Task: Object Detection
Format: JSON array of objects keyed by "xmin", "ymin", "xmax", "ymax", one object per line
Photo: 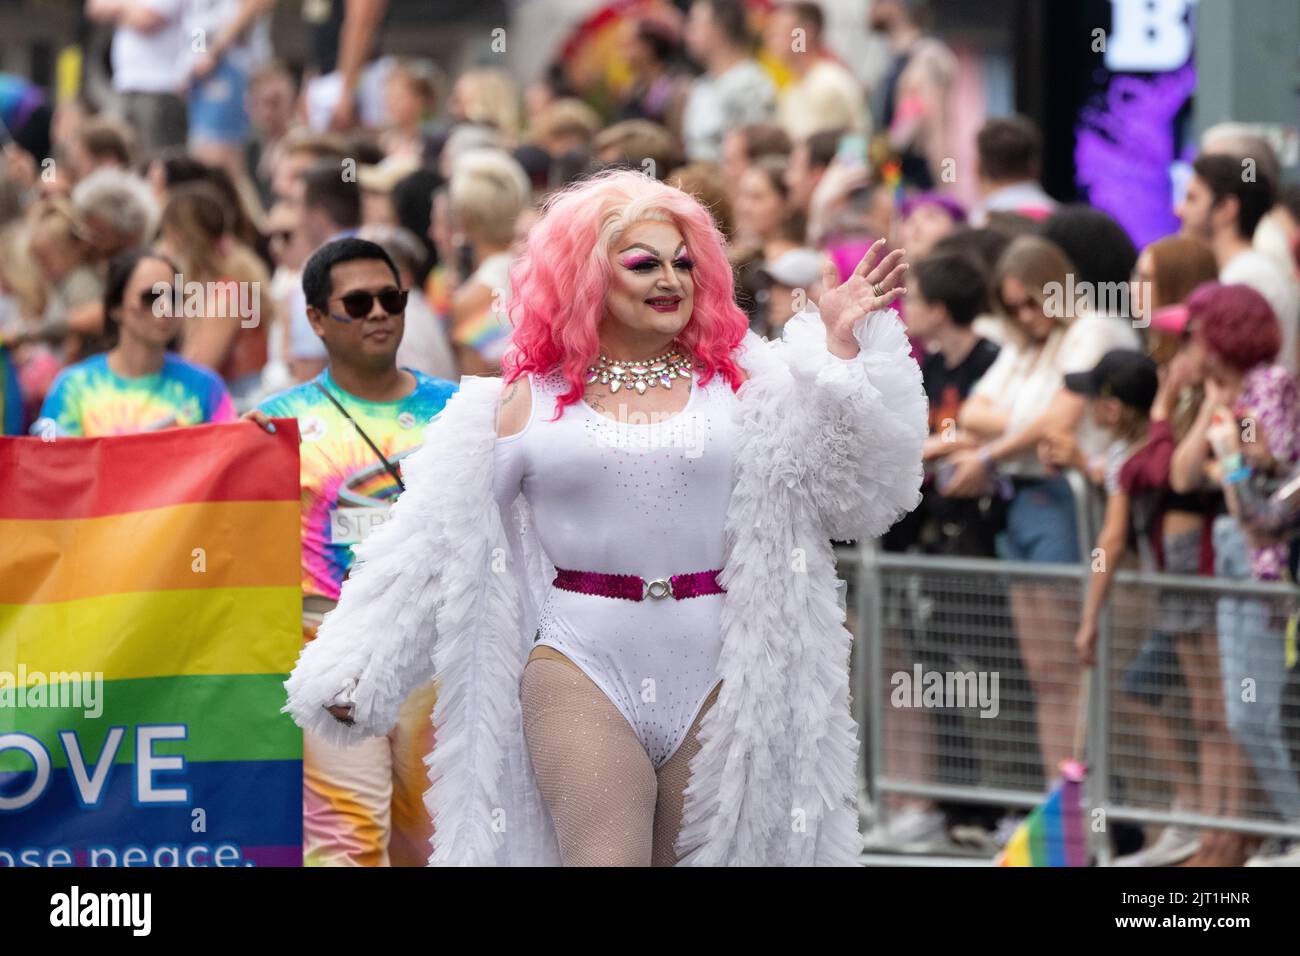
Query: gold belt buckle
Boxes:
[{"xmin": 643, "ymin": 577, "xmax": 672, "ymax": 600}]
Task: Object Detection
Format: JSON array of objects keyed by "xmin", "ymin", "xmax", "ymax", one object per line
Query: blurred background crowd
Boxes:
[{"xmin": 1, "ymin": 0, "xmax": 1299, "ymax": 867}]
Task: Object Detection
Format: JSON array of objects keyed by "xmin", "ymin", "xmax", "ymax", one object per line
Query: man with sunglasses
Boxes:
[{"xmin": 248, "ymin": 237, "xmax": 457, "ymax": 866}]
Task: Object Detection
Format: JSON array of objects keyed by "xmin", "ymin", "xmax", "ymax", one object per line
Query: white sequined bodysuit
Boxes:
[{"xmin": 492, "ymin": 367, "xmax": 736, "ymax": 767}]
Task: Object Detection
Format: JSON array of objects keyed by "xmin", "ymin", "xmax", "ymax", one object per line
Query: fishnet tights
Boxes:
[{"xmin": 520, "ymin": 655, "xmax": 719, "ymax": 867}]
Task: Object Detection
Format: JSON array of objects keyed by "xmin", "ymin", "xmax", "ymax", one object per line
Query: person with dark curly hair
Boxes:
[{"xmin": 1040, "ymin": 205, "xmax": 1139, "ymax": 318}]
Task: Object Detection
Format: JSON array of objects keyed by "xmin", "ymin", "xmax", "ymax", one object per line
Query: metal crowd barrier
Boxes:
[{"xmin": 841, "ymin": 481, "xmax": 1300, "ymax": 864}]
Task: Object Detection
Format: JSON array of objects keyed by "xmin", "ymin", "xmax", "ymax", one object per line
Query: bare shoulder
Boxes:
[{"xmin": 496, "ymin": 374, "xmax": 532, "ymax": 438}]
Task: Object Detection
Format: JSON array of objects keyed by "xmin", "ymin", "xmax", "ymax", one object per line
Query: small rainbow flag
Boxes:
[
  {"xmin": 0, "ymin": 421, "xmax": 303, "ymax": 867},
  {"xmin": 454, "ymin": 306, "xmax": 513, "ymax": 357},
  {"xmin": 996, "ymin": 760, "xmax": 1089, "ymax": 867}
]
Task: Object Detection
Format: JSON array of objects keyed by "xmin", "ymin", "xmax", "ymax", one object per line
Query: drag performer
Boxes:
[{"xmin": 285, "ymin": 169, "xmax": 926, "ymax": 866}]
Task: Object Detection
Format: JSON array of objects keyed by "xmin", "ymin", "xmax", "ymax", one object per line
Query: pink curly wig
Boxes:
[{"xmin": 502, "ymin": 168, "xmax": 749, "ymax": 417}]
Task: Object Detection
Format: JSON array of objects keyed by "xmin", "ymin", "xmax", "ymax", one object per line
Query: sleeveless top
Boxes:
[{"xmin": 492, "ymin": 366, "xmax": 738, "ymax": 765}]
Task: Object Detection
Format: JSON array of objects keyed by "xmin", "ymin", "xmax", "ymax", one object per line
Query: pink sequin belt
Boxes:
[{"xmin": 551, "ymin": 566, "xmax": 726, "ymax": 602}]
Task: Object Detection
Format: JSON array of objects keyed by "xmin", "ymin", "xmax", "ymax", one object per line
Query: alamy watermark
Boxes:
[
  {"xmin": 152, "ymin": 275, "xmax": 260, "ymax": 328},
  {"xmin": 890, "ymin": 664, "xmax": 1000, "ymax": 719},
  {"xmin": 0, "ymin": 666, "xmax": 103, "ymax": 718},
  {"xmin": 588, "ymin": 404, "xmax": 706, "ymax": 459},
  {"xmin": 1043, "ymin": 274, "xmax": 1152, "ymax": 327}
]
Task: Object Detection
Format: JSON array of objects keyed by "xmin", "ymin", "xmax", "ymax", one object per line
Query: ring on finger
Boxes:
[{"xmin": 874, "ymin": 282, "xmax": 886, "ymax": 297}]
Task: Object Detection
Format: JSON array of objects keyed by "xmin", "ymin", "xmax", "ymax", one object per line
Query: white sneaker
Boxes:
[
  {"xmin": 1245, "ymin": 840, "xmax": 1300, "ymax": 866},
  {"xmin": 949, "ymin": 823, "xmax": 1000, "ymax": 853},
  {"xmin": 1112, "ymin": 825, "xmax": 1200, "ymax": 867},
  {"xmin": 867, "ymin": 808, "xmax": 949, "ymax": 850}
]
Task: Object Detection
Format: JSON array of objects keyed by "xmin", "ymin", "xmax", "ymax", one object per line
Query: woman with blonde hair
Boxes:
[
  {"xmin": 24, "ymin": 197, "xmax": 104, "ymax": 357},
  {"xmin": 946, "ymin": 235, "xmax": 1141, "ymax": 783},
  {"xmin": 444, "ymin": 149, "xmax": 531, "ymax": 374},
  {"xmin": 157, "ymin": 182, "xmax": 274, "ymax": 407},
  {"xmin": 448, "ymin": 68, "xmax": 522, "ymax": 142},
  {"xmin": 0, "ymin": 221, "xmax": 56, "ymax": 424}
]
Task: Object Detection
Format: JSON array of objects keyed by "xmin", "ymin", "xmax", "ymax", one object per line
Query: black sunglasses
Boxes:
[
  {"xmin": 139, "ymin": 288, "xmax": 171, "ymax": 311},
  {"xmin": 329, "ymin": 288, "xmax": 409, "ymax": 321}
]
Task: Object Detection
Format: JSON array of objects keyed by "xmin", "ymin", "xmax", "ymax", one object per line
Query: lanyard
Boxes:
[{"xmin": 312, "ymin": 380, "xmax": 407, "ymax": 493}]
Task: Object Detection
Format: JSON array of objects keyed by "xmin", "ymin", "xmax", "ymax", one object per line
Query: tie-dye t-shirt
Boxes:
[
  {"xmin": 257, "ymin": 368, "xmax": 457, "ymax": 600},
  {"xmin": 32, "ymin": 352, "xmax": 235, "ymax": 437}
]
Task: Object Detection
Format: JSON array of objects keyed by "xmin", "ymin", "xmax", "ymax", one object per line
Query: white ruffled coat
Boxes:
[{"xmin": 283, "ymin": 304, "xmax": 927, "ymax": 866}]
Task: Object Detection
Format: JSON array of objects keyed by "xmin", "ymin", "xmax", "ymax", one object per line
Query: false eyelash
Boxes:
[{"xmin": 623, "ymin": 255, "xmax": 695, "ymax": 273}]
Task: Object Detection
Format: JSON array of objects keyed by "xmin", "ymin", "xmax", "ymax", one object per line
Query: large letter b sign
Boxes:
[{"xmin": 1106, "ymin": 0, "xmax": 1194, "ymax": 72}]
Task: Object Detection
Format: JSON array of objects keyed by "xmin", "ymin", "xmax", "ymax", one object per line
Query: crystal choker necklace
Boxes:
[{"xmin": 585, "ymin": 348, "xmax": 694, "ymax": 394}]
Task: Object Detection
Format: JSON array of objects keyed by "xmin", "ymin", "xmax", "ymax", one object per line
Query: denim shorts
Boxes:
[
  {"xmin": 998, "ymin": 476, "xmax": 1080, "ymax": 564},
  {"xmin": 1156, "ymin": 528, "xmax": 1215, "ymax": 635},
  {"xmin": 189, "ymin": 58, "xmax": 250, "ymax": 144},
  {"xmin": 1121, "ymin": 631, "xmax": 1182, "ymax": 707}
]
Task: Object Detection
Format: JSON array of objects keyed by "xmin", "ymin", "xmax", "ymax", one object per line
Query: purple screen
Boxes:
[{"xmin": 1075, "ymin": 59, "xmax": 1197, "ymax": 251}]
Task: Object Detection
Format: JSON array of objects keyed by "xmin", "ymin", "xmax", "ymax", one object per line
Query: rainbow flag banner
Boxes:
[
  {"xmin": 996, "ymin": 760, "xmax": 1090, "ymax": 867},
  {"xmin": 0, "ymin": 421, "xmax": 303, "ymax": 867}
]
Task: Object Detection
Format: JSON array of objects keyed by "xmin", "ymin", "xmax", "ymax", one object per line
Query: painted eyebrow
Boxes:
[{"xmin": 617, "ymin": 242, "xmax": 689, "ymax": 258}]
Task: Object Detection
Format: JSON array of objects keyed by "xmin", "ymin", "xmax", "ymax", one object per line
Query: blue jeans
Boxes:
[
  {"xmin": 999, "ymin": 476, "xmax": 1080, "ymax": 564},
  {"xmin": 189, "ymin": 58, "xmax": 250, "ymax": 144},
  {"xmin": 1213, "ymin": 515, "xmax": 1300, "ymax": 821}
]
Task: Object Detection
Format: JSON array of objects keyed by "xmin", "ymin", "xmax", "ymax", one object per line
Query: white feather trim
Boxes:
[
  {"xmin": 283, "ymin": 313, "xmax": 923, "ymax": 865},
  {"xmin": 279, "ymin": 381, "xmax": 507, "ymax": 745},
  {"xmin": 420, "ymin": 375, "xmax": 562, "ymax": 865},
  {"xmin": 771, "ymin": 304, "xmax": 928, "ymax": 542},
  {"xmin": 672, "ymin": 311, "xmax": 924, "ymax": 865}
]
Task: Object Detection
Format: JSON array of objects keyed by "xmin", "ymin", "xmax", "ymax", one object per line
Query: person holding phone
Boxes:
[
  {"xmin": 1171, "ymin": 281, "xmax": 1300, "ymax": 866},
  {"xmin": 444, "ymin": 149, "xmax": 530, "ymax": 375},
  {"xmin": 1213, "ymin": 415, "xmax": 1300, "ymax": 541}
]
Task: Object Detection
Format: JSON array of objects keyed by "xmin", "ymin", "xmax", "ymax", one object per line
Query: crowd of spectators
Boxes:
[{"xmin": 2, "ymin": 0, "xmax": 1300, "ymax": 867}]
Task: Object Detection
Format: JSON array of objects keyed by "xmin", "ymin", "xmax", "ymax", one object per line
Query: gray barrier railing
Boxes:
[{"xmin": 842, "ymin": 543, "xmax": 1300, "ymax": 864}]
